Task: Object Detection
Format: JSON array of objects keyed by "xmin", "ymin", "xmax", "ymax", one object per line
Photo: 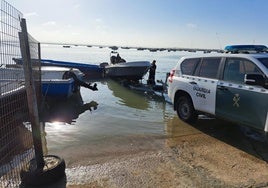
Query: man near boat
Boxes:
[
  {"xmin": 62, "ymin": 69, "xmax": 98, "ymax": 91},
  {"xmin": 147, "ymin": 60, "xmax": 157, "ymax": 85}
]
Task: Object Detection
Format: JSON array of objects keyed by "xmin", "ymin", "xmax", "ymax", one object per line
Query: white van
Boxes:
[{"xmin": 168, "ymin": 45, "xmax": 268, "ymax": 132}]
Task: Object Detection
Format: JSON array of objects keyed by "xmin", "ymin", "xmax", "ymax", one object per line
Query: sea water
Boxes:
[{"xmin": 40, "ymin": 44, "xmax": 196, "ymax": 152}]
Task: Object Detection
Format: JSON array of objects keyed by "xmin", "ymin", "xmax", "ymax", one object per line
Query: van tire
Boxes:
[{"xmin": 176, "ymin": 95, "xmax": 197, "ymax": 123}]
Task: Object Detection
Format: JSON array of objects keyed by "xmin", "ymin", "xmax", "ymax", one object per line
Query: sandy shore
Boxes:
[{"xmin": 31, "ymin": 117, "xmax": 268, "ymax": 188}]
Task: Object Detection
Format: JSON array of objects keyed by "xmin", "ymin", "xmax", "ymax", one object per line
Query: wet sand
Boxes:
[{"xmin": 34, "ymin": 116, "xmax": 268, "ymax": 188}]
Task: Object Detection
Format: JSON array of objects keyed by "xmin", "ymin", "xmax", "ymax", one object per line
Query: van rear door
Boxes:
[{"xmin": 192, "ymin": 57, "xmax": 221, "ymax": 114}]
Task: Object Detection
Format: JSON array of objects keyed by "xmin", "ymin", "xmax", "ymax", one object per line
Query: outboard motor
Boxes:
[
  {"xmin": 99, "ymin": 62, "xmax": 109, "ymax": 68},
  {"xmin": 119, "ymin": 58, "xmax": 126, "ymax": 63}
]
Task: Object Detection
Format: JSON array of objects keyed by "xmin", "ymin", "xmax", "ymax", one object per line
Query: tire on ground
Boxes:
[{"xmin": 20, "ymin": 155, "xmax": 66, "ymax": 186}]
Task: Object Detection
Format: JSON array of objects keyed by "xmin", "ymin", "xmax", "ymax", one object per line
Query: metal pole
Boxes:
[{"xmin": 19, "ymin": 18, "xmax": 44, "ymax": 169}]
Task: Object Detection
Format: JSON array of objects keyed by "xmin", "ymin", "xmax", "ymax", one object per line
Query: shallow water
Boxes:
[
  {"xmin": 40, "ymin": 45, "xmax": 190, "ymax": 152},
  {"xmin": 43, "ymin": 80, "xmax": 174, "ymax": 151}
]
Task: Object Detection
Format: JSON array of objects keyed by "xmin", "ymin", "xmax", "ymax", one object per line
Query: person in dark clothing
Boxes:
[
  {"xmin": 62, "ymin": 70, "xmax": 98, "ymax": 91},
  {"xmin": 116, "ymin": 53, "xmax": 121, "ymax": 63},
  {"xmin": 147, "ymin": 60, "xmax": 157, "ymax": 85}
]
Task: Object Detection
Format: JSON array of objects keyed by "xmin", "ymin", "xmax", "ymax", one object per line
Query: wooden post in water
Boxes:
[{"xmin": 19, "ymin": 18, "xmax": 44, "ymax": 169}]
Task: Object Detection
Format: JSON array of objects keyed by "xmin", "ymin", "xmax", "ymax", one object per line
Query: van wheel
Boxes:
[{"xmin": 176, "ymin": 95, "xmax": 197, "ymax": 123}]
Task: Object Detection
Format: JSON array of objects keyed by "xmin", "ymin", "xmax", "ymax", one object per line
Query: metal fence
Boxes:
[{"xmin": 0, "ymin": 1, "xmax": 42, "ymax": 187}]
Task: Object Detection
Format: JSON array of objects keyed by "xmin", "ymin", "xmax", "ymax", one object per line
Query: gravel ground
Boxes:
[{"xmin": 29, "ymin": 117, "xmax": 268, "ymax": 188}]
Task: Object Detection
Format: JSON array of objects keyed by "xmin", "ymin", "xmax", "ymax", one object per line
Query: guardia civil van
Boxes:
[{"xmin": 168, "ymin": 45, "xmax": 268, "ymax": 132}]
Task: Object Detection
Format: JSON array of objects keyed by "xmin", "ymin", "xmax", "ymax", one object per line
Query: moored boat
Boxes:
[
  {"xmin": 0, "ymin": 66, "xmax": 85, "ymax": 99},
  {"xmin": 104, "ymin": 51, "xmax": 151, "ymax": 81},
  {"xmin": 41, "ymin": 66, "xmax": 84, "ymax": 98},
  {"xmin": 13, "ymin": 58, "xmax": 104, "ymax": 79}
]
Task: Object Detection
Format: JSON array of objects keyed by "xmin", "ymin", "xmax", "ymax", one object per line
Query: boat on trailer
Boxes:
[
  {"xmin": 118, "ymin": 72, "xmax": 171, "ymax": 103},
  {"xmin": 103, "ymin": 51, "xmax": 151, "ymax": 81}
]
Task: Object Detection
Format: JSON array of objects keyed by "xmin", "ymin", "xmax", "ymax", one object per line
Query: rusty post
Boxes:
[{"xmin": 19, "ymin": 18, "xmax": 44, "ymax": 169}]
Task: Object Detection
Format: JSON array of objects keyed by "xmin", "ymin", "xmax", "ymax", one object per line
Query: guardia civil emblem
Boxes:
[{"xmin": 233, "ymin": 94, "xmax": 240, "ymax": 107}]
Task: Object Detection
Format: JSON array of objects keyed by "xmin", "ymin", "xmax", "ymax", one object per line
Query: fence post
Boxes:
[{"xmin": 19, "ymin": 18, "xmax": 44, "ymax": 169}]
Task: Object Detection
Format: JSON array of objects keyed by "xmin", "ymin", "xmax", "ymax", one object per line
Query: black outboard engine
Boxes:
[{"xmin": 119, "ymin": 58, "xmax": 126, "ymax": 63}]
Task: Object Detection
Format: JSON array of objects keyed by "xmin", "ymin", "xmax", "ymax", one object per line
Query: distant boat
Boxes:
[
  {"xmin": 137, "ymin": 47, "xmax": 145, "ymax": 51},
  {"xmin": 103, "ymin": 51, "xmax": 151, "ymax": 81},
  {"xmin": 109, "ymin": 46, "xmax": 118, "ymax": 50},
  {"xmin": 63, "ymin": 45, "xmax": 71, "ymax": 48},
  {"xmin": 149, "ymin": 48, "xmax": 157, "ymax": 52}
]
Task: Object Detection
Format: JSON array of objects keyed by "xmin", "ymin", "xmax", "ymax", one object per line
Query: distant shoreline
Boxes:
[{"xmin": 41, "ymin": 42, "xmax": 223, "ymax": 53}]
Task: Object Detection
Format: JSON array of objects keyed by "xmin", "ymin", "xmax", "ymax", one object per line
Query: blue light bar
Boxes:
[{"xmin": 224, "ymin": 45, "xmax": 268, "ymax": 53}]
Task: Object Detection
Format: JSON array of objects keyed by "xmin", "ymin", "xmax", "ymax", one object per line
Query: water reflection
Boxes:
[
  {"xmin": 165, "ymin": 115, "xmax": 268, "ymax": 162},
  {"xmin": 106, "ymin": 80, "xmax": 150, "ymax": 110},
  {"xmin": 165, "ymin": 116, "xmax": 201, "ymax": 148},
  {"xmin": 164, "ymin": 115, "xmax": 240, "ymax": 148},
  {"xmin": 41, "ymin": 92, "xmax": 98, "ymax": 124}
]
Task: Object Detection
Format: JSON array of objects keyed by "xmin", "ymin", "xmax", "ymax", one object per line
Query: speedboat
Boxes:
[{"xmin": 103, "ymin": 51, "xmax": 151, "ymax": 81}]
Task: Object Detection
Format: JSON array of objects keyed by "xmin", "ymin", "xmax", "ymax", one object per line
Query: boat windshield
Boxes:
[{"xmin": 257, "ymin": 57, "xmax": 268, "ymax": 69}]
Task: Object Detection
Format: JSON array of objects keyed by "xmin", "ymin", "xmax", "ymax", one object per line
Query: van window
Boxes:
[
  {"xmin": 198, "ymin": 58, "xmax": 221, "ymax": 79},
  {"xmin": 257, "ymin": 57, "xmax": 268, "ymax": 69},
  {"xmin": 181, "ymin": 58, "xmax": 200, "ymax": 75},
  {"xmin": 223, "ymin": 58, "xmax": 261, "ymax": 84}
]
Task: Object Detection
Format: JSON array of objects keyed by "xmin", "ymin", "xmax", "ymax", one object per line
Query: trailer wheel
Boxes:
[
  {"xmin": 20, "ymin": 155, "xmax": 66, "ymax": 186},
  {"xmin": 176, "ymin": 95, "xmax": 197, "ymax": 123}
]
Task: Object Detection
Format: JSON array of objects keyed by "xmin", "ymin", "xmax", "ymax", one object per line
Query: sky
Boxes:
[{"xmin": 10, "ymin": 0, "xmax": 268, "ymax": 49}]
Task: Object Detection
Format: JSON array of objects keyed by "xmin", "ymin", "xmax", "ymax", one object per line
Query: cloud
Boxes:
[
  {"xmin": 186, "ymin": 23, "xmax": 197, "ymax": 29},
  {"xmin": 94, "ymin": 18, "xmax": 108, "ymax": 34},
  {"xmin": 24, "ymin": 12, "xmax": 38, "ymax": 18},
  {"xmin": 42, "ymin": 21, "xmax": 56, "ymax": 26},
  {"xmin": 74, "ymin": 4, "xmax": 80, "ymax": 9},
  {"xmin": 95, "ymin": 18, "xmax": 103, "ymax": 23},
  {"xmin": 71, "ymin": 32, "xmax": 80, "ymax": 36}
]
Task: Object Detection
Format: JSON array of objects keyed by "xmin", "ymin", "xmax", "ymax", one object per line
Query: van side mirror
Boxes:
[{"xmin": 244, "ymin": 74, "xmax": 266, "ymax": 88}]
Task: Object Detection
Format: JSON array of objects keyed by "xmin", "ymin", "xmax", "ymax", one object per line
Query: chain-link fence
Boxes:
[{"xmin": 0, "ymin": 1, "xmax": 42, "ymax": 187}]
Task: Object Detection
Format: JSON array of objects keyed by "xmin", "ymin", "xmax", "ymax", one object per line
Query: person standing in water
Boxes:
[
  {"xmin": 62, "ymin": 69, "xmax": 98, "ymax": 92},
  {"xmin": 147, "ymin": 60, "xmax": 157, "ymax": 85}
]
